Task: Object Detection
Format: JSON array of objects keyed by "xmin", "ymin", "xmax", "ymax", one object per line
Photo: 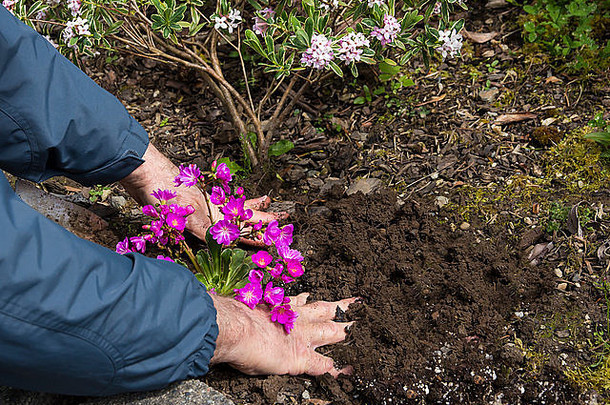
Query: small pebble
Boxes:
[
  {"xmin": 460, "ymin": 222, "xmax": 471, "ymax": 230},
  {"xmin": 554, "ymin": 269, "xmax": 563, "ymax": 278},
  {"xmin": 302, "ymin": 390, "xmax": 310, "ymax": 400},
  {"xmin": 557, "ymin": 283, "xmax": 568, "ymax": 291}
]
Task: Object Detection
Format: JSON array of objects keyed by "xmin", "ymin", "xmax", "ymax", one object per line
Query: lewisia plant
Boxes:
[{"xmin": 116, "ymin": 161, "xmax": 302, "ymax": 333}]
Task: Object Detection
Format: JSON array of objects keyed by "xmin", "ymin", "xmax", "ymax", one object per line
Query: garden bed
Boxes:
[{"xmin": 204, "ymin": 189, "xmax": 608, "ymax": 404}]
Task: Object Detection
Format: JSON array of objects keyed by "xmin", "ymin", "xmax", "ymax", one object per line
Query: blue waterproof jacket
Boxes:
[{"xmin": 0, "ymin": 7, "xmax": 218, "ymax": 396}]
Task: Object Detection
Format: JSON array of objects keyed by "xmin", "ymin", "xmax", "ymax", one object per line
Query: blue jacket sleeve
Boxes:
[
  {"xmin": 0, "ymin": 6, "xmax": 148, "ymax": 185},
  {"xmin": 0, "ymin": 7, "xmax": 219, "ymax": 396}
]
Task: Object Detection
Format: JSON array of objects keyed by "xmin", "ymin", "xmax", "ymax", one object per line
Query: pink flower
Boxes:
[
  {"xmin": 235, "ymin": 186, "xmax": 244, "ymax": 196},
  {"xmin": 252, "ymin": 250, "xmax": 273, "ymax": 268},
  {"xmin": 269, "ymin": 262, "xmax": 284, "ymax": 278},
  {"xmin": 264, "ymin": 282, "xmax": 284, "ymax": 306},
  {"xmin": 209, "ymin": 186, "xmax": 226, "ymax": 205},
  {"xmin": 151, "ymin": 189, "xmax": 177, "ymax": 202},
  {"xmin": 249, "ymin": 269, "xmax": 264, "ymax": 283},
  {"xmin": 235, "ymin": 282, "xmax": 263, "ymax": 309},
  {"xmin": 150, "ymin": 219, "xmax": 164, "ymax": 237},
  {"xmin": 210, "ymin": 219, "xmax": 240, "ymax": 245},
  {"xmin": 174, "ymin": 163, "xmax": 201, "ymax": 187},
  {"xmin": 130, "ymin": 236, "xmax": 147, "ymax": 253},
  {"xmin": 270, "ymin": 302, "xmax": 298, "ymax": 333},
  {"xmin": 253, "ymin": 220, "xmax": 263, "ymax": 231},
  {"xmin": 222, "ymin": 196, "xmax": 246, "ymax": 221},
  {"xmin": 67, "ymin": 0, "xmax": 81, "ymax": 16},
  {"xmin": 277, "ymin": 245, "xmax": 304, "ymax": 262},
  {"xmin": 142, "ymin": 205, "xmax": 159, "ymax": 217},
  {"xmin": 170, "ymin": 204, "xmax": 195, "ymax": 217},
  {"xmin": 263, "ymin": 220, "xmax": 281, "ymax": 245},
  {"xmin": 286, "ymin": 260, "xmax": 304, "ymax": 277},
  {"xmin": 166, "ymin": 212, "xmax": 187, "ymax": 231},
  {"xmin": 116, "ymin": 237, "xmax": 132, "ymax": 254},
  {"xmin": 276, "ymin": 224, "xmax": 294, "ymax": 247},
  {"xmin": 156, "ymin": 255, "xmax": 175, "ymax": 262},
  {"xmin": 215, "ymin": 162, "xmax": 232, "ymax": 183},
  {"xmin": 281, "ymin": 274, "xmax": 295, "ymax": 283}
]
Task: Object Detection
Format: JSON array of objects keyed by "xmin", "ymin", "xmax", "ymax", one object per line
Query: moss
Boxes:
[{"xmin": 451, "ymin": 125, "xmax": 610, "ymax": 224}]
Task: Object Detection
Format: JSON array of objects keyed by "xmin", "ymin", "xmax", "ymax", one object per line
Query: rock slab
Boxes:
[{"xmin": 1, "ymin": 380, "xmax": 233, "ymax": 405}]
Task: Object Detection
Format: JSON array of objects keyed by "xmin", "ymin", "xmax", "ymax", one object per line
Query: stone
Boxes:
[
  {"xmin": 459, "ymin": 222, "xmax": 471, "ymax": 231},
  {"xmin": 110, "ymin": 196, "xmax": 127, "ymax": 209},
  {"xmin": 1, "ymin": 380, "xmax": 233, "ymax": 405},
  {"xmin": 479, "ymin": 88, "xmax": 499, "ymax": 102},
  {"xmin": 557, "ymin": 282, "xmax": 568, "ymax": 291},
  {"xmin": 346, "ymin": 178, "xmax": 382, "ymax": 196},
  {"xmin": 84, "ymin": 381, "xmax": 233, "ymax": 405},
  {"xmin": 319, "ymin": 177, "xmax": 346, "ymax": 198},
  {"xmin": 435, "ymin": 196, "xmax": 449, "ymax": 209}
]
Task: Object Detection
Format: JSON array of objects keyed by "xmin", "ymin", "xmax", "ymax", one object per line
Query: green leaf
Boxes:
[
  {"xmin": 523, "ymin": 4, "xmax": 537, "ymax": 14},
  {"xmin": 269, "ymin": 139, "xmax": 295, "ymax": 157},
  {"xmin": 304, "ymin": 17, "xmax": 314, "ymax": 39},
  {"xmin": 150, "ymin": 0, "xmax": 165, "ymax": 12},
  {"xmin": 350, "ymin": 62, "xmax": 359, "ymax": 78},
  {"xmin": 329, "ymin": 61, "xmax": 343, "ymax": 77},
  {"xmin": 584, "ymin": 132, "xmax": 610, "ymax": 147},
  {"xmin": 245, "ymin": 29, "xmax": 268, "ymax": 57},
  {"xmin": 353, "ymin": 96, "xmax": 366, "ymax": 105},
  {"xmin": 379, "ymin": 60, "xmax": 401, "ymax": 75},
  {"xmin": 216, "ymin": 157, "xmax": 244, "ymax": 174},
  {"xmin": 265, "ymin": 34, "xmax": 275, "ymax": 55}
]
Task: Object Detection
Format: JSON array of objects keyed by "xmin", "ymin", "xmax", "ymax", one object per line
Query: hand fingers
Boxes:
[
  {"xmin": 302, "ymin": 352, "xmax": 339, "ymax": 377},
  {"xmin": 250, "ymin": 210, "xmax": 289, "ymax": 225},
  {"xmin": 237, "ymin": 236, "xmax": 266, "ymax": 247},
  {"xmin": 290, "ymin": 293, "xmax": 310, "ymax": 307},
  {"xmin": 244, "ymin": 196, "xmax": 271, "ymax": 211},
  {"xmin": 308, "ymin": 321, "xmax": 352, "ymax": 348},
  {"xmin": 302, "ymin": 298, "xmax": 358, "ymax": 322}
]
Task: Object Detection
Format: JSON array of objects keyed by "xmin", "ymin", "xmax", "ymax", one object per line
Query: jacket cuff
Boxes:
[{"xmin": 68, "ymin": 118, "xmax": 149, "ymax": 186}]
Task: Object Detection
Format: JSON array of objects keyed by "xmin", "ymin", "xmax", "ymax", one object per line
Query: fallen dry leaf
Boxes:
[
  {"xmin": 305, "ymin": 400, "xmax": 332, "ymax": 405},
  {"xmin": 464, "ymin": 30, "xmax": 498, "ymax": 43},
  {"xmin": 414, "ymin": 93, "xmax": 446, "ymax": 106},
  {"xmin": 494, "ymin": 113, "xmax": 537, "ymax": 124},
  {"xmin": 545, "ymin": 76, "xmax": 562, "ymax": 84}
]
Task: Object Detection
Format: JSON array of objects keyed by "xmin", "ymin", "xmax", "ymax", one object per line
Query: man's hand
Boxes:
[
  {"xmin": 210, "ymin": 293, "xmax": 356, "ymax": 377},
  {"xmin": 120, "ymin": 144, "xmax": 284, "ymax": 241}
]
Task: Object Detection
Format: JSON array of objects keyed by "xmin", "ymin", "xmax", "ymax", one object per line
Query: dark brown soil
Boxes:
[{"xmin": 205, "ymin": 190, "xmax": 606, "ymax": 404}]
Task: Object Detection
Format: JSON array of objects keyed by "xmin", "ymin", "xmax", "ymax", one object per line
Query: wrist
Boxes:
[{"xmin": 209, "ymin": 294, "xmax": 250, "ymax": 366}]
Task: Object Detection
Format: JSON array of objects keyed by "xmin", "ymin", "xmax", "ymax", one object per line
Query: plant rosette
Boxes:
[{"xmin": 116, "ymin": 161, "xmax": 304, "ymax": 333}]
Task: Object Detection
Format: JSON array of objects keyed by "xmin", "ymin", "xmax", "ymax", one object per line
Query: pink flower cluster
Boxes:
[
  {"xmin": 234, "ymin": 220, "xmax": 304, "ymax": 333},
  {"xmin": 301, "ymin": 34, "xmax": 334, "ymax": 70},
  {"xmin": 62, "ymin": 17, "xmax": 91, "ymax": 47},
  {"xmin": 337, "ymin": 32, "xmax": 370, "ymax": 64},
  {"xmin": 67, "ymin": 0, "xmax": 81, "ymax": 16},
  {"xmin": 371, "ymin": 14, "xmax": 401, "ymax": 46},
  {"xmin": 252, "ymin": 7, "xmax": 274, "ymax": 35},
  {"xmin": 115, "ymin": 188, "xmax": 194, "ymax": 256},
  {"xmin": 367, "ymin": 0, "xmax": 385, "ymax": 7},
  {"xmin": 437, "ymin": 29, "xmax": 463, "ymax": 59},
  {"xmin": 2, "ymin": 0, "xmax": 15, "ymax": 13}
]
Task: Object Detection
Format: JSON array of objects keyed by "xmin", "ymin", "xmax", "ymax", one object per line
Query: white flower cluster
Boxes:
[
  {"xmin": 2, "ymin": 0, "xmax": 15, "ymax": 13},
  {"xmin": 252, "ymin": 7, "xmax": 274, "ymax": 35},
  {"xmin": 300, "ymin": 33, "xmax": 334, "ymax": 69},
  {"xmin": 370, "ymin": 14, "xmax": 400, "ymax": 46},
  {"xmin": 62, "ymin": 16, "xmax": 90, "ymax": 47},
  {"xmin": 319, "ymin": 0, "xmax": 339, "ymax": 11},
  {"xmin": 337, "ymin": 32, "xmax": 370, "ymax": 63},
  {"xmin": 367, "ymin": 0, "xmax": 384, "ymax": 7},
  {"xmin": 66, "ymin": 0, "xmax": 81, "ymax": 16},
  {"xmin": 437, "ymin": 29, "xmax": 462, "ymax": 59},
  {"xmin": 213, "ymin": 9, "xmax": 242, "ymax": 34}
]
